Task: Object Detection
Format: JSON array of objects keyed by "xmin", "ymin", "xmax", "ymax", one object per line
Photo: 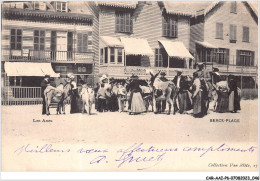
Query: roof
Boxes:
[
  {"xmin": 4, "ymin": 62, "xmax": 60, "ymax": 77},
  {"xmin": 120, "ymin": 37, "xmax": 153, "ymax": 56},
  {"xmin": 158, "ymin": 40, "xmax": 194, "ymax": 59},
  {"xmin": 195, "ymin": 41, "xmax": 217, "ymax": 49},
  {"xmin": 96, "ymin": 1, "xmax": 138, "ymax": 9},
  {"xmin": 2, "ymin": 2, "xmax": 93, "ymax": 23},
  {"xmin": 163, "ymin": 1, "xmax": 212, "ymax": 16},
  {"xmin": 198, "ymin": 1, "xmax": 258, "ymax": 17},
  {"xmin": 101, "ymin": 36, "xmax": 124, "ymax": 47},
  {"xmin": 68, "ymin": 2, "xmax": 91, "ymax": 15}
]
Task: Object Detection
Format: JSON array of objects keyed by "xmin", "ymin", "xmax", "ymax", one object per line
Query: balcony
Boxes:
[{"xmin": 2, "ymin": 50, "xmax": 94, "ymax": 64}]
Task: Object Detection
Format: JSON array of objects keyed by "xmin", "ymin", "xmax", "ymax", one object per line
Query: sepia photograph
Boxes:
[{"xmin": 1, "ymin": 0, "xmax": 259, "ymax": 178}]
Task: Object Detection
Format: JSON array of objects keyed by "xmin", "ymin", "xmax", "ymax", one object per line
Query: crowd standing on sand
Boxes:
[{"xmin": 41, "ymin": 63, "xmax": 241, "ymax": 117}]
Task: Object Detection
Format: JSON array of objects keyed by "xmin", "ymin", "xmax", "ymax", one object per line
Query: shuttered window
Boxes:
[
  {"xmin": 100, "ymin": 49, "xmax": 103, "ymax": 64},
  {"xmin": 115, "ymin": 11, "xmax": 133, "ymax": 33},
  {"xmin": 230, "ymin": 2, "xmax": 237, "ymax": 13},
  {"xmin": 242, "ymin": 26, "xmax": 249, "ymax": 42},
  {"xmin": 215, "ymin": 23, "xmax": 223, "ymax": 39},
  {"xmin": 104, "ymin": 47, "xmax": 108, "ymax": 64},
  {"xmin": 110, "ymin": 48, "xmax": 115, "ymax": 63},
  {"xmin": 118, "ymin": 48, "xmax": 123, "ymax": 64},
  {"xmin": 34, "ymin": 30, "xmax": 45, "ymax": 50},
  {"xmin": 237, "ymin": 50, "xmax": 254, "ymax": 66},
  {"xmin": 230, "ymin": 24, "xmax": 237, "ymax": 42},
  {"xmin": 216, "ymin": 48, "xmax": 229, "ymax": 65},
  {"xmin": 155, "ymin": 48, "xmax": 163, "ymax": 67},
  {"xmin": 162, "ymin": 16, "xmax": 178, "ymax": 37},
  {"xmin": 10, "ymin": 29, "xmax": 22, "ymax": 50},
  {"xmin": 77, "ymin": 33, "xmax": 88, "ymax": 53}
]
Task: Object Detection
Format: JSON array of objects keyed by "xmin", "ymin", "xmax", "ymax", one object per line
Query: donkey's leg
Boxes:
[
  {"xmin": 88, "ymin": 102, "xmax": 91, "ymax": 115},
  {"xmin": 46, "ymin": 96, "xmax": 51, "ymax": 116}
]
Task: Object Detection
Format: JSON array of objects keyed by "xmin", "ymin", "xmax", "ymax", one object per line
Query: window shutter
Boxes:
[
  {"xmin": 225, "ymin": 49, "xmax": 229, "ymax": 65},
  {"xmin": 236, "ymin": 50, "xmax": 240, "ymax": 66},
  {"xmin": 83, "ymin": 34, "xmax": 88, "ymax": 52},
  {"xmin": 251, "ymin": 51, "xmax": 255, "ymax": 66},
  {"xmin": 220, "ymin": 23, "xmax": 223, "ymax": 39},
  {"xmin": 115, "ymin": 14, "xmax": 120, "ymax": 32},
  {"xmin": 175, "ymin": 20, "xmax": 178, "ymax": 37},
  {"xmin": 234, "ymin": 25, "xmax": 237, "ymax": 40},
  {"xmin": 130, "ymin": 15, "xmax": 133, "ymax": 33},
  {"xmin": 77, "ymin": 33, "xmax": 82, "ymax": 53}
]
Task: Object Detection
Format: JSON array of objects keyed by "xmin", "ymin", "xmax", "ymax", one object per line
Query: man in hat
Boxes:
[
  {"xmin": 41, "ymin": 74, "xmax": 50, "ymax": 115},
  {"xmin": 172, "ymin": 70, "xmax": 184, "ymax": 113},
  {"xmin": 196, "ymin": 62, "xmax": 212, "ymax": 115}
]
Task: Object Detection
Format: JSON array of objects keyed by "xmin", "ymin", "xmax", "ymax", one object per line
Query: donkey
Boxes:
[{"xmin": 44, "ymin": 83, "xmax": 71, "ymax": 115}]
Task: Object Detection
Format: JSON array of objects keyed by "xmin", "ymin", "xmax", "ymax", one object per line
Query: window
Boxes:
[
  {"xmin": 230, "ymin": 24, "xmax": 237, "ymax": 43},
  {"xmin": 230, "ymin": 2, "xmax": 237, "ymax": 13},
  {"xmin": 10, "ymin": 29, "xmax": 22, "ymax": 50},
  {"xmin": 216, "ymin": 23, "xmax": 223, "ymax": 39},
  {"xmin": 104, "ymin": 47, "xmax": 108, "ymax": 64},
  {"xmin": 56, "ymin": 2, "xmax": 67, "ymax": 12},
  {"xmin": 100, "ymin": 49, "xmax": 104, "ymax": 64},
  {"xmin": 118, "ymin": 48, "xmax": 123, "ymax": 64},
  {"xmin": 243, "ymin": 26, "xmax": 249, "ymax": 42},
  {"xmin": 215, "ymin": 48, "xmax": 229, "ymax": 65},
  {"xmin": 155, "ymin": 48, "xmax": 163, "ymax": 67},
  {"xmin": 33, "ymin": 2, "xmax": 40, "ymax": 10},
  {"xmin": 115, "ymin": 11, "xmax": 133, "ymax": 33},
  {"xmin": 55, "ymin": 66, "xmax": 67, "ymax": 78},
  {"xmin": 77, "ymin": 33, "xmax": 88, "ymax": 53},
  {"xmin": 162, "ymin": 16, "xmax": 178, "ymax": 37},
  {"xmin": 110, "ymin": 48, "xmax": 115, "ymax": 63},
  {"xmin": 237, "ymin": 50, "xmax": 254, "ymax": 66},
  {"xmin": 34, "ymin": 30, "xmax": 45, "ymax": 50}
]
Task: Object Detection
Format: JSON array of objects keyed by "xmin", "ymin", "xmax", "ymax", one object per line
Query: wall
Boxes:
[
  {"xmin": 204, "ymin": 1, "xmax": 258, "ymax": 66},
  {"xmin": 98, "ymin": 2, "xmax": 191, "ymax": 67}
]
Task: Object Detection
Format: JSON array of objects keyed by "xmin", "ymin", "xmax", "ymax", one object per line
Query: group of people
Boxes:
[{"xmin": 41, "ymin": 63, "xmax": 241, "ymax": 117}]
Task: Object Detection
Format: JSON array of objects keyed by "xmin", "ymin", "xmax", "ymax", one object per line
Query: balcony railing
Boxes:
[{"xmin": 2, "ymin": 50, "xmax": 94, "ymax": 63}]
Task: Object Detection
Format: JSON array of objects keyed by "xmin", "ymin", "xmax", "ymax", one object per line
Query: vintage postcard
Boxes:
[{"xmin": 1, "ymin": 0, "xmax": 259, "ymax": 176}]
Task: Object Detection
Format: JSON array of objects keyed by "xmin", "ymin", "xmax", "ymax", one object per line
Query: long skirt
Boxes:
[
  {"xmin": 131, "ymin": 92, "xmax": 146, "ymax": 113},
  {"xmin": 193, "ymin": 91, "xmax": 202, "ymax": 116},
  {"xmin": 178, "ymin": 91, "xmax": 192, "ymax": 113},
  {"xmin": 228, "ymin": 91, "xmax": 241, "ymax": 112},
  {"xmin": 70, "ymin": 90, "xmax": 81, "ymax": 114},
  {"xmin": 216, "ymin": 91, "xmax": 229, "ymax": 113}
]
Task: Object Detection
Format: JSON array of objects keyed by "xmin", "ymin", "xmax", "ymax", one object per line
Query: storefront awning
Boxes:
[
  {"xmin": 195, "ymin": 41, "xmax": 217, "ymax": 49},
  {"xmin": 101, "ymin": 36, "xmax": 124, "ymax": 47},
  {"xmin": 4, "ymin": 62, "xmax": 60, "ymax": 77},
  {"xmin": 120, "ymin": 37, "xmax": 153, "ymax": 56},
  {"xmin": 158, "ymin": 40, "xmax": 194, "ymax": 59}
]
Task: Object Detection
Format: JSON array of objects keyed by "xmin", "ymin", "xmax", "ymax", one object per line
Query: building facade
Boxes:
[
  {"xmin": 190, "ymin": 1, "xmax": 258, "ymax": 76},
  {"xmin": 2, "ymin": 1, "xmax": 95, "ymax": 89},
  {"xmin": 88, "ymin": 1, "xmax": 195, "ymax": 79}
]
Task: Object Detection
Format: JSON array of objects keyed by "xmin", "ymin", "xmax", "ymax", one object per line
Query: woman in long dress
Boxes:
[
  {"xmin": 191, "ymin": 72, "xmax": 203, "ymax": 118},
  {"xmin": 128, "ymin": 75, "xmax": 146, "ymax": 115},
  {"xmin": 216, "ymin": 77, "xmax": 229, "ymax": 113},
  {"xmin": 228, "ymin": 75, "xmax": 241, "ymax": 113},
  {"xmin": 68, "ymin": 73, "xmax": 80, "ymax": 114}
]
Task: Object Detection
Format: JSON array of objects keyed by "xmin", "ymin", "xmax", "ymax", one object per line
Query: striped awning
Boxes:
[
  {"xmin": 101, "ymin": 36, "xmax": 124, "ymax": 47},
  {"xmin": 4, "ymin": 62, "xmax": 60, "ymax": 77},
  {"xmin": 158, "ymin": 40, "xmax": 194, "ymax": 59},
  {"xmin": 120, "ymin": 37, "xmax": 153, "ymax": 56},
  {"xmin": 196, "ymin": 41, "xmax": 217, "ymax": 49}
]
